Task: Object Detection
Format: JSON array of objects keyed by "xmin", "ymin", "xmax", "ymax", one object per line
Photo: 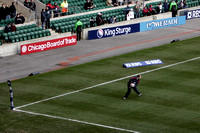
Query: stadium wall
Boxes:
[{"xmin": 0, "ymin": 32, "xmax": 71, "ymax": 57}]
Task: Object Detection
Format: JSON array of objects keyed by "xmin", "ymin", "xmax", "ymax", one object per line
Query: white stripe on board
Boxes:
[
  {"xmin": 15, "ymin": 56, "xmax": 200, "ymax": 110},
  {"xmin": 14, "ymin": 109, "xmax": 140, "ymax": 133}
]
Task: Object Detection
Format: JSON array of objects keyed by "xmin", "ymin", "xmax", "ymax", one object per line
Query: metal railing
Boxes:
[{"xmin": 46, "ymin": 6, "xmax": 82, "ymax": 18}]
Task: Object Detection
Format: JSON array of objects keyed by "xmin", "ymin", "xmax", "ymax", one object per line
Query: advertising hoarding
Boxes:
[{"xmin": 21, "ymin": 35, "xmax": 77, "ymax": 55}]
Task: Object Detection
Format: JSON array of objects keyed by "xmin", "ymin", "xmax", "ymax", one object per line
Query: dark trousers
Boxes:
[
  {"xmin": 124, "ymin": 83, "xmax": 140, "ymax": 98},
  {"xmin": 45, "ymin": 18, "xmax": 50, "ymax": 29},
  {"xmin": 172, "ymin": 11, "xmax": 177, "ymax": 17},
  {"xmin": 76, "ymin": 30, "xmax": 81, "ymax": 41}
]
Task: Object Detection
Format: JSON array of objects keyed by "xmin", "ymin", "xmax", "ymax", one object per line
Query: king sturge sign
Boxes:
[
  {"xmin": 88, "ymin": 23, "xmax": 140, "ymax": 40},
  {"xmin": 20, "ymin": 35, "xmax": 77, "ymax": 55}
]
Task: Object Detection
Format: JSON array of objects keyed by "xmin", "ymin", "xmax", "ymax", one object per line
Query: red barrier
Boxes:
[{"xmin": 21, "ymin": 35, "xmax": 77, "ymax": 55}]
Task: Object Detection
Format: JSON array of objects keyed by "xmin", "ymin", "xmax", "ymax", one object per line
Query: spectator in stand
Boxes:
[
  {"xmin": 134, "ymin": 1, "xmax": 140, "ymax": 18},
  {"xmin": 127, "ymin": 8, "xmax": 134, "ymax": 20},
  {"xmin": 41, "ymin": 9, "xmax": 46, "ymax": 29},
  {"xmin": 61, "ymin": 0, "xmax": 68, "ymax": 15},
  {"xmin": 4, "ymin": 24, "xmax": 11, "ymax": 33},
  {"xmin": 124, "ymin": 4, "xmax": 131, "ymax": 20},
  {"xmin": 45, "ymin": 7, "xmax": 51, "ymax": 29},
  {"xmin": 118, "ymin": 0, "xmax": 124, "ymax": 6},
  {"xmin": 0, "ymin": 4, "xmax": 7, "ymax": 21},
  {"xmin": 128, "ymin": 0, "xmax": 134, "ymax": 4},
  {"xmin": 53, "ymin": 3, "xmax": 60, "ymax": 17},
  {"xmin": 90, "ymin": 0, "xmax": 96, "ymax": 9},
  {"xmin": 178, "ymin": 0, "xmax": 187, "ymax": 9},
  {"xmin": 11, "ymin": 22, "xmax": 17, "ymax": 32},
  {"xmin": 5, "ymin": 5, "xmax": 11, "ymax": 20},
  {"xmin": 148, "ymin": 5, "xmax": 156, "ymax": 15},
  {"xmin": 29, "ymin": 0, "xmax": 36, "ymax": 11},
  {"xmin": 10, "ymin": 2, "xmax": 17, "ymax": 18},
  {"xmin": 90, "ymin": 17, "xmax": 95, "ymax": 27},
  {"xmin": 143, "ymin": 6, "xmax": 151, "ymax": 16},
  {"xmin": 106, "ymin": 0, "xmax": 114, "ymax": 6},
  {"xmin": 24, "ymin": 0, "xmax": 29, "ymax": 8},
  {"xmin": 163, "ymin": 0, "xmax": 169, "ymax": 12},
  {"xmin": 19, "ymin": 13, "xmax": 25, "ymax": 23},
  {"xmin": 108, "ymin": 16, "xmax": 117, "ymax": 23},
  {"xmin": 84, "ymin": 0, "xmax": 91, "ymax": 10},
  {"xmin": 75, "ymin": 19, "xmax": 83, "ymax": 41},
  {"xmin": 15, "ymin": 13, "xmax": 25, "ymax": 24},
  {"xmin": 46, "ymin": 1, "xmax": 54, "ymax": 10},
  {"xmin": 112, "ymin": 0, "xmax": 118, "ymax": 6},
  {"xmin": 96, "ymin": 12, "xmax": 104, "ymax": 26},
  {"xmin": 183, "ymin": 0, "xmax": 187, "ymax": 8},
  {"xmin": 169, "ymin": 0, "xmax": 177, "ymax": 17},
  {"xmin": 156, "ymin": 2, "xmax": 162, "ymax": 14}
]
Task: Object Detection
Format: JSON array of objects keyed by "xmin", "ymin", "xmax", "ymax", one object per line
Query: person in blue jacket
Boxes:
[{"xmin": 123, "ymin": 75, "xmax": 142, "ymax": 100}]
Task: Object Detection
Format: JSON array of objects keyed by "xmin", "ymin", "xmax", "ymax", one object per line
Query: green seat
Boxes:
[
  {"xmin": 22, "ymin": 34, "xmax": 27, "ymax": 41},
  {"xmin": 19, "ymin": 34, "xmax": 23, "ymax": 41},
  {"xmin": 15, "ymin": 31, "xmax": 20, "ymax": 35},
  {"xmin": 27, "ymin": 33, "xmax": 31, "ymax": 40},
  {"xmin": 34, "ymin": 31, "xmax": 39, "ymax": 38},
  {"xmin": 3, "ymin": 33, "xmax": 9, "ymax": 41},
  {"xmin": 15, "ymin": 35, "xmax": 19, "ymax": 42},
  {"xmin": 38, "ymin": 31, "xmax": 43, "ymax": 37},
  {"xmin": 23, "ymin": 29, "xmax": 28, "ymax": 33},
  {"xmin": 31, "ymin": 32, "xmax": 35, "ymax": 39},
  {"xmin": 11, "ymin": 32, "xmax": 16, "ymax": 36},
  {"xmin": 42, "ymin": 30, "xmax": 47, "ymax": 37},
  {"xmin": 10, "ymin": 36, "xmax": 15, "ymax": 43},
  {"xmin": 46, "ymin": 30, "xmax": 51, "ymax": 36},
  {"xmin": 60, "ymin": 26, "xmax": 65, "ymax": 33}
]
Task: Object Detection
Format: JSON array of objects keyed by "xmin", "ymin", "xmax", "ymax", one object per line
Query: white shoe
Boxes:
[
  {"xmin": 138, "ymin": 93, "xmax": 142, "ymax": 96},
  {"xmin": 123, "ymin": 97, "xmax": 127, "ymax": 100}
]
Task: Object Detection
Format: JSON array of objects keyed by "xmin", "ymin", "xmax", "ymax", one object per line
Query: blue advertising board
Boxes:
[
  {"xmin": 184, "ymin": 9, "xmax": 200, "ymax": 19},
  {"xmin": 123, "ymin": 59, "xmax": 163, "ymax": 68},
  {"xmin": 88, "ymin": 23, "xmax": 140, "ymax": 40},
  {"xmin": 140, "ymin": 16, "xmax": 186, "ymax": 31}
]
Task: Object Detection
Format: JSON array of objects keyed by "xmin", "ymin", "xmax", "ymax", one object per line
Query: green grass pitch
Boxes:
[{"xmin": 0, "ymin": 36, "xmax": 200, "ymax": 133}]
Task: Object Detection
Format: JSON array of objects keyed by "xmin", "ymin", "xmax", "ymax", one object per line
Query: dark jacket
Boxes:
[
  {"xmin": 45, "ymin": 9, "xmax": 51, "ymax": 19},
  {"xmin": 163, "ymin": 2, "xmax": 169, "ymax": 12},
  {"xmin": 15, "ymin": 16, "xmax": 25, "ymax": 24},
  {"xmin": 10, "ymin": 4, "xmax": 16, "ymax": 14},
  {"xmin": 0, "ymin": 7, "xmax": 7, "ymax": 20},
  {"xmin": 128, "ymin": 76, "xmax": 140, "ymax": 87},
  {"xmin": 29, "ymin": 2, "xmax": 36, "ymax": 11},
  {"xmin": 96, "ymin": 15, "xmax": 104, "ymax": 26},
  {"xmin": 84, "ymin": 2, "xmax": 91, "ymax": 10},
  {"xmin": 5, "ymin": 25, "xmax": 11, "ymax": 33},
  {"xmin": 11, "ymin": 25, "xmax": 17, "ymax": 32},
  {"xmin": 41, "ymin": 11, "xmax": 46, "ymax": 22}
]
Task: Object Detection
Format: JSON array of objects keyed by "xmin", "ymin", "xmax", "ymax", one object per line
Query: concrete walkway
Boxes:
[{"xmin": 0, "ymin": 18, "xmax": 199, "ymax": 83}]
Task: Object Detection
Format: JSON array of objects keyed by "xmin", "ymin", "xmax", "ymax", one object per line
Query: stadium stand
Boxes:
[
  {"xmin": 39, "ymin": 0, "xmax": 110, "ymax": 14},
  {"xmin": 0, "ymin": 0, "xmax": 199, "ymax": 47},
  {"xmin": 1, "ymin": 23, "xmax": 50, "ymax": 43},
  {"xmin": 51, "ymin": 8, "xmax": 126, "ymax": 33}
]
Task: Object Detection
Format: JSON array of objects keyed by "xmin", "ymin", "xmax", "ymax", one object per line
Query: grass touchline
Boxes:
[{"xmin": 14, "ymin": 56, "xmax": 200, "ymax": 110}]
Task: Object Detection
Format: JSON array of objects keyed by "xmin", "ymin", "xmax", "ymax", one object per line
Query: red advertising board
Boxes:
[{"xmin": 21, "ymin": 35, "xmax": 77, "ymax": 55}]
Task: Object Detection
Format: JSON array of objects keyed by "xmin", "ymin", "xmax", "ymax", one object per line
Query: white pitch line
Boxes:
[
  {"xmin": 14, "ymin": 109, "xmax": 140, "ymax": 133},
  {"xmin": 15, "ymin": 56, "xmax": 200, "ymax": 110}
]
